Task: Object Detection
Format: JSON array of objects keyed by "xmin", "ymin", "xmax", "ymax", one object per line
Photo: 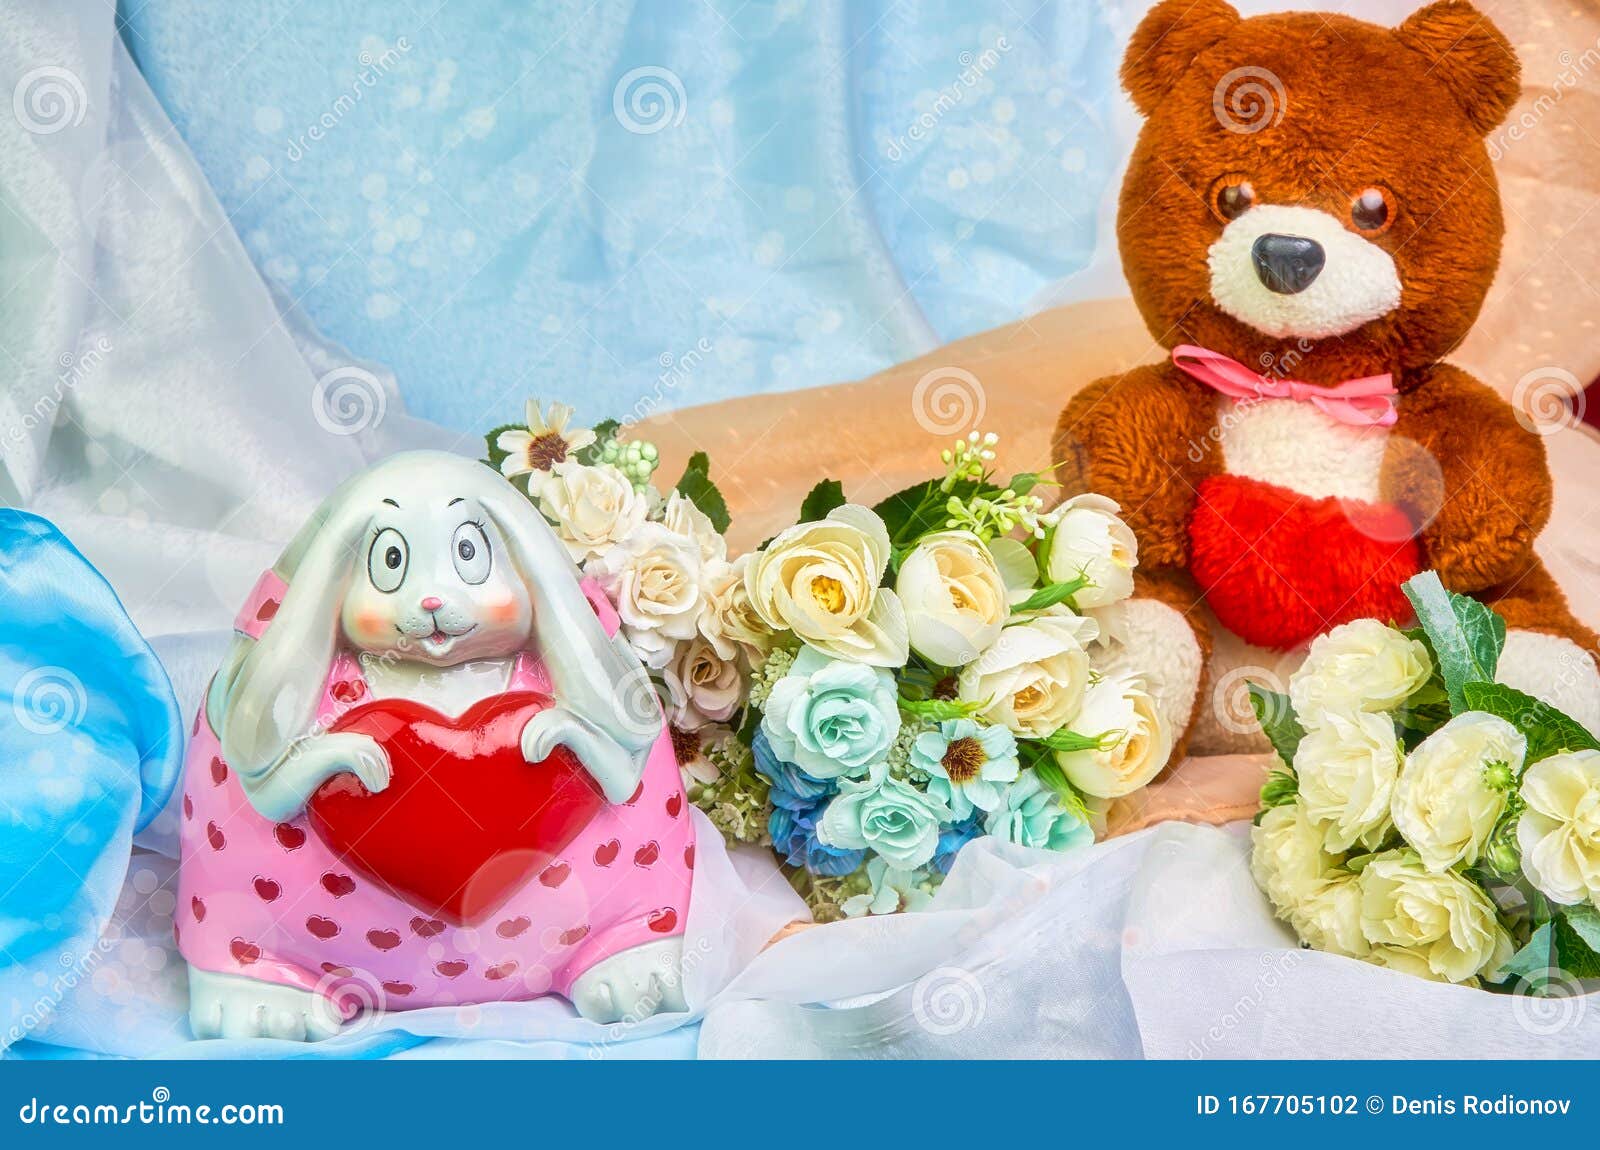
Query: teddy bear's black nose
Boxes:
[{"xmin": 1251, "ymin": 233, "xmax": 1325, "ymax": 294}]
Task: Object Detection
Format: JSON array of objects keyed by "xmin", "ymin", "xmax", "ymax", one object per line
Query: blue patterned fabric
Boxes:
[
  {"xmin": 117, "ymin": 0, "xmax": 1117, "ymax": 430},
  {"xmin": 0, "ymin": 511, "xmax": 183, "ymax": 1053}
]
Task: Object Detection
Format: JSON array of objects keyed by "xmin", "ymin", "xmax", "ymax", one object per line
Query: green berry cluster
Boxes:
[{"xmin": 598, "ymin": 437, "xmax": 660, "ymax": 489}]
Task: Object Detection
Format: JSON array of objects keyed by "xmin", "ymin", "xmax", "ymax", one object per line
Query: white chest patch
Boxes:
[{"xmin": 1215, "ymin": 397, "xmax": 1388, "ymax": 503}]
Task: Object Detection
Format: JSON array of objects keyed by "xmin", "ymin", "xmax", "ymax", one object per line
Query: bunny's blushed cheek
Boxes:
[
  {"xmin": 353, "ymin": 609, "xmax": 390, "ymax": 638},
  {"xmin": 487, "ymin": 594, "xmax": 522, "ymax": 625}
]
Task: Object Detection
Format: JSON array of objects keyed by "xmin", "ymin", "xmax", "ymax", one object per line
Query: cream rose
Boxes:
[
  {"xmin": 1393, "ymin": 712, "xmax": 1524, "ymax": 873},
  {"xmin": 1518, "ymin": 748, "xmax": 1600, "ymax": 906},
  {"xmin": 698, "ymin": 554, "xmax": 772, "ymax": 661},
  {"xmin": 745, "ymin": 504, "xmax": 908, "ymax": 666},
  {"xmin": 588, "ymin": 521, "xmax": 705, "ymax": 668},
  {"xmin": 1043, "ymin": 494, "xmax": 1137, "ymax": 609},
  {"xmin": 1288, "ymin": 619, "xmax": 1432, "ymax": 727},
  {"xmin": 1292, "ymin": 873, "xmax": 1369, "ymax": 959},
  {"xmin": 1294, "ymin": 709, "xmax": 1401, "ymax": 853},
  {"xmin": 1357, "ymin": 849, "xmax": 1512, "ymax": 984},
  {"xmin": 1251, "ymin": 801, "xmax": 1338, "ymax": 917},
  {"xmin": 661, "ymin": 491, "xmax": 727, "ymax": 566},
  {"xmin": 663, "ymin": 634, "xmax": 746, "ymax": 730},
  {"xmin": 533, "ymin": 460, "xmax": 649, "ymax": 562},
  {"xmin": 1053, "ymin": 671, "xmax": 1172, "ymax": 799},
  {"xmin": 956, "ymin": 610, "xmax": 1097, "ymax": 738},
  {"xmin": 895, "ymin": 531, "xmax": 1008, "ymax": 667}
]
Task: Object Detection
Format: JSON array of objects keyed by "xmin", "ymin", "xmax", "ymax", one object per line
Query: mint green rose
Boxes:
[
  {"xmin": 818, "ymin": 772, "xmax": 951, "ymax": 869},
  {"xmin": 761, "ymin": 646, "xmax": 900, "ymax": 780},
  {"xmin": 984, "ymin": 772, "xmax": 1093, "ymax": 852}
]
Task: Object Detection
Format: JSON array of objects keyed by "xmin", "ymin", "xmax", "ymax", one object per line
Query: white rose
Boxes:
[
  {"xmin": 1518, "ymin": 748, "xmax": 1600, "ymax": 906},
  {"xmin": 895, "ymin": 531, "xmax": 1008, "ymax": 667},
  {"xmin": 957, "ymin": 610, "xmax": 1097, "ymax": 738},
  {"xmin": 745, "ymin": 504, "xmax": 908, "ymax": 666},
  {"xmin": 1392, "ymin": 712, "xmax": 1524, "ymax": 873},
  {"xmin": 1294, "ymin": 709, "xmax": 1400, "ymax": 853},
  {"xmin": 661, "ymin": 491, "xmax": 727, "ymax": 566},
  {"xmin": 1043, "ymin": 494, "xmax": 1137, "ymax": 609},
  {"xmin": 1251, "ymin": 800, "xmax": 1338, "ymax": 917},
  {"xmin": 1358, "ymin": 849, "xmax": 1512, "ymax": 983},
  {"xmin": 589, "ymin": 522, "xmax": 705, "ymax": 668},
  {"xmin": 1364, "ymin": 946, "xmax": 1453, "ymax": 983},
  {"xmin": 1292, "ymin": 873, "xmax": 1369, "ymax": 958},
  {"xmin": 1053, "ymin": 671, "xmax": 1172, "ymax": 799},
  {"xmin": 1288, "ymin": 619, "xmax": 1431, "ymax": 727},
  {"xmin": 662, "ymin": 634, "xmax": 746, "ymax": 730},
  {"xmin": 698, "ymin": 555, "xmax": 773, "ymax": 661},
  {"xmin": 534, "ymin": 460, "xmax": 649, "ymax": 563}
]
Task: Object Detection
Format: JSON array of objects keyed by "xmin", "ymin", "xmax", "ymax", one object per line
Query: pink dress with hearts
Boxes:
[{"xmin": 175, "ymin": 573, "xmax": 694, "ymax": 1018}]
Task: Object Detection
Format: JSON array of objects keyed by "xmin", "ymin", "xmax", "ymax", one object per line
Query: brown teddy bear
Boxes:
[{"xmin": 1054, "ymin": 0, "xmax": 1600, "ymax": 759}]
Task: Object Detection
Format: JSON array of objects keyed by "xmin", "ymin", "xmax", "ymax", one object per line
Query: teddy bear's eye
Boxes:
[
  {"xmin": 1209, "ymin": 174, "xmax": 1255, "ymax": 224},
  {"xmin": 1349, "ymin": 186, "xmax": 1396, "ymax": 237}
]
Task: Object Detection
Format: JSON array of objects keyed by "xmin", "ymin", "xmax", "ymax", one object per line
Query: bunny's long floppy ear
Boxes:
[
  {"xmin": 476, "ymin": 476, "xmax": 662, "ymax": 759},
  {"xmin": 219, "ymin": 473, "xmax": 375, "ymax": 782}
]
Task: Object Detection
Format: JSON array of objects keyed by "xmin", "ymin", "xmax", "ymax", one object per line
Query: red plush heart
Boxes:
[{"xmin": 307, "ymin": 691, "xmax": 604, "ymax": 927}]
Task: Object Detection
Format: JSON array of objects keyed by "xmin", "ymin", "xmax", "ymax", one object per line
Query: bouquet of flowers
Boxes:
[
  {"xmin": 1251, "ymin": 571, "xmax": 1600, "ymax": 992},
  {"xmin": 484, "ymin": 404, "xmax": 1172, "ymax": 920},
  {"xmin": 719, "ymin": 431, "xmax": 1170, "ymax": 919}
]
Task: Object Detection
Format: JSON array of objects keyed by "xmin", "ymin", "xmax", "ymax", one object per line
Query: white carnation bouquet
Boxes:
[
  {"xmin": 485, "ymin": 405, "xmax": 1173, "ymax": 920},
  {"xmin": 1251, "ymin": 571, "xmax": 1600, "ymax": 991}
]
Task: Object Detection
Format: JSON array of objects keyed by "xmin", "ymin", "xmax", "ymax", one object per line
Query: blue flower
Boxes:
[
  {"xmin": 911, "ymin": 718, "xmax": 1021, "ymax": 821},
  {"xmin": 931, "ymin": 815, "xmax": 984, "ymax": 875},
  {"xmin": 761, "ymin": 647, "xmax": 899, "ymax": 780},
  {"xmin": 769, "ymin": 804, "xmax": 864, "ymax": 877},
  {"xmin": 984, "ymin": 772, "xmax": 1094, "ymax": 853},
  {"xmin": 752, "ymin": 726, "xmax": 835, "ymax": 811}
]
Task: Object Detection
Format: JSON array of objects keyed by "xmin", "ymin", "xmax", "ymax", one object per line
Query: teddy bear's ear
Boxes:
[
  {"xmin": 1121, "ymin": 0, "xmax": 1241, "ymax": 117},
  {"xmin": 1394, "ymin": 1, "xmax": 1520, "ymax": 134}
]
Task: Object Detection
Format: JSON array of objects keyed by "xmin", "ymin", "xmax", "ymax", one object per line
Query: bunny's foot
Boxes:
[
  {"xmin": 568, "ymin": 938, "xmax": 688, "ymax": 1024},
  {"xmin": 187, "ymin": 966, "xmax": 343, "ymax": 1042}
]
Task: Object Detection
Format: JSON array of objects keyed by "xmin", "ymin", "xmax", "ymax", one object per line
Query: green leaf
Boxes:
[
  {"xmin": 1259, "ymin": 768, "xmax": 1298, "ymax": 810},
  {"xmin": 1007, "ymin": 471, "xmax": 1043, "ymax": 497},
  {"xmin": 483, "ymin": 422, "xmax": 522, "ymax": 474},
  {"xmin": 1401, "ymin": 571, "xmax": 1506, "ymax": 711},
  {"xmin": 1009, "ymin": 577, "xmax": 1089, "ymax": 614},
  {"xmin": 674, "ymin": 452, "xmax": 731, "ymax": 534},
  {"xmin": 897, "ymin": 696, "xmax": 985, "ymax": 721},
  {"xmin": 1461, "ymin": 680, "xmax": 1600, "ymax": 761},
  {"xmin": 573, "ymin": 418, "xmax": 620, "ymax": 464},
  {"xmin": 798, "ymin": 478, "xmax": 847, "ymax": 523},
  {"xmin": 1031, "ymin": 728, "xmax": 1120, "ymax": 753},
  {"xmin": 1498, "ymin": 921, "xmax": 1554, "ymax": 984},
  {"xmin": 1554, "ymin": 913, "xmax": 1600, "ymax": 979},
  {"xmin": 1030, "ymin": 756, "xmax": 1093, "ymax": 823},
  {"xmin": 1560, "ymin": 902, "xmax": 1600, "ymax": 953},
  {"xmin": 1249, "ymin": 684, "xmax": 1305, "ymax": 768}
]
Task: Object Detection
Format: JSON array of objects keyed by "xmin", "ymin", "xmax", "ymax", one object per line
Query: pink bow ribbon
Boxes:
[{"xmin": 1171, "ymin": 344, "xmax": 1398, "ymax": 428}]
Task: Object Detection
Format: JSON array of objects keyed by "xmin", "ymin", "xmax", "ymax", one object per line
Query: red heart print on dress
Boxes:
[
  {"xmin": 593, "ymin": 839, "xmax": 620, "ymax": 867},
  {"xmin": 435, "ymin": 960, "xmax": 468, "ymax": 979},
  {"xmin": 206, "ymin": 822, "xmax": 225, "ymax": 851},
  {"xmin": 306, "ymin": 915, "xmax": 340, "ymax": 940},
  {"xmin": 558, "ymin": 925, "xmax": 590, "ymax": 946},
  {"xmin": 191, "ymin": 896, "xmax": 206, "ymax": 922},
  {"xmin": 646, "ymin": 908, "xmax": 678, "ymax": 934},
  {"xmin": 321, "ymin": 872, "xmax": 357, "ymax": 898},
  {"xmin": 539, "ymin": 861, "xmax": 570, "ymax": 888},
  {"xmin": 253, "ymin": 877, "xmax": 280, "ymax": 902},
  {"xmin": 366, "ymin": 928, "xmax": 402, "ymax": 951},
  {"xmin": 496, "ymin": 916, "xmax": 531, "ymax": 939},
  {"xmin": 229, "ymin": 938, "xmax": 261, "ymax": 965},
  {"xmin": 274, "ymin": 823, "xmax": 307, "ymax": 851},
  {"xmin": 210, "ymin": 757, "xmax": 228, "ymax": 786},
  {"xmin": 484, "ymin": 961, "xmax": 518, "ymax": 981},
  {"xmin": 410, "ymin": 916, "xmax": 445, "ymax": 938},
  {"xmin": 665, "ymin": 792, "xmax": 683, "ymax": 818},
  {"xmin": 256, "ymin": 599, "xmax": 279, "ymax": 623},
  {"xmin": 633, "ymin": 841, "xmax": 660, "ymax": 867}
]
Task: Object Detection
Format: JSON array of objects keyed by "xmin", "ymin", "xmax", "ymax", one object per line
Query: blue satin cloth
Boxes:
[
  {"xmin": 0, "ymin": 511, "xmax": 183, "ymax": 1054},
  {"xmin": 118, "ymin": 0, "xmax": 1117, "ymax": 430}
]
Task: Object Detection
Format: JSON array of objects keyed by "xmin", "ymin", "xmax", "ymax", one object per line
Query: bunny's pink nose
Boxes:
[{"xmin": 421, "ymin": 596, "xmax": 443, "ymax": 612}]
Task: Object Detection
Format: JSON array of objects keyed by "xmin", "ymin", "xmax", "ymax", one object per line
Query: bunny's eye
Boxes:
[
  {"xmin": 452, "ymin": 522, "xmax": 491, "ymax": 585},
  {"xmin": 368, "ymin": 528, "xmax": 409, "ymax": 593}
]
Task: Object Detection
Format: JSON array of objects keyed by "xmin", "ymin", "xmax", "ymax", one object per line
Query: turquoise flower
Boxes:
[
  {"xmin": 911, "ymin": 719, "xmax": 1021, "ymax": 820},
  {"xmin": 761, "ymin": 647, "xmax": 900, "ymax": 780},
  {"xmin": 818, "ymin": 770, "xmax": 952, "ymax": 869},
  {"xmin": 842, "ymin": 857, "xmax": 936, "ymax": 917},
  {"xmin": 984, "ymin": 772, "xmax": 1093, "ymax": 853}
]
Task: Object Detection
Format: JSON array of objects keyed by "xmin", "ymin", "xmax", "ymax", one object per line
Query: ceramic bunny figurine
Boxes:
[{"xmin": 176, "ymin": 451, "xmax": 695, "ymax": 1041}]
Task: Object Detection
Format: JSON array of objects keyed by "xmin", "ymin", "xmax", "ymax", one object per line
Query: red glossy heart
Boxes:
[{"xmin": 307, "ymin": 691, "xmax": 604, "ymax": 927}]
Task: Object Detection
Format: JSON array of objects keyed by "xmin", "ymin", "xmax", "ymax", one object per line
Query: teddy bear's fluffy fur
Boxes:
[{"xmin": 1054, "ymin": 0, "xmax": 1599, "ymax": 760}]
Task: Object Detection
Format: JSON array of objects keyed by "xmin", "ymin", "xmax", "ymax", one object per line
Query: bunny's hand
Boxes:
[
  {"xmin": 521, "ymin": 708, "xmax": 644, "ymax": 805},
  {"xmin": 241, "ymin": 732, "xmax": 392, "ymax": 822}
]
